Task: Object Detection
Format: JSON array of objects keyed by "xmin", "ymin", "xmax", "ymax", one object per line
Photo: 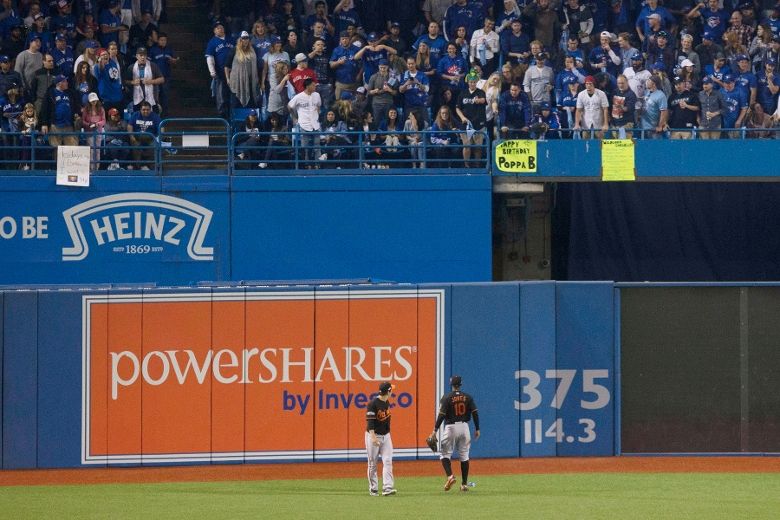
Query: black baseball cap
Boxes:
[
  {"xmin": 450, "ymin": 375, "xmax": 462, "ymax": 387},
  {"xmin": 379, "ymin": 382, "xmax": 393, "ymax": 394}
]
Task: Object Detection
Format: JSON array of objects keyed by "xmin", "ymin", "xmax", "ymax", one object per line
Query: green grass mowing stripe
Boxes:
[{"xmin": 1, "ymin": 473, "xmax": 780, "ymax": 519}]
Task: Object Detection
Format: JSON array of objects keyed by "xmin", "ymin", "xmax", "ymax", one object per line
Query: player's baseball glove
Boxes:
[{"xmin": 426, "ymin": 433, "xmax": 438, "ymax": 453}]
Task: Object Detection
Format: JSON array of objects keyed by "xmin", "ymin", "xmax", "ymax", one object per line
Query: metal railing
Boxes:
[
  {"xmin": 0, "ymin": 130, "xmax": 159, "ymax": 174},
  {"xmin": 1, "ymin": 118, "xmax": 778, "ymax": 175},
  {"xmin": 230, "ymin": 129, "xmax": 490, "ymax": 173}
]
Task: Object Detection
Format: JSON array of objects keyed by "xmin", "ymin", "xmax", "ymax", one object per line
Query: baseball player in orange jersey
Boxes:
[
  {"xmin": 366, "ymin": 381, "xmax": 396, "ymax": 496},
  {"xmin": 431, "ymin": 375, "xmax": 480, "ymax": 492}
]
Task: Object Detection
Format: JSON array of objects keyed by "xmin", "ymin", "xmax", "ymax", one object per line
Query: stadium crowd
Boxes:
[
  {"xmin": 205, "ymin": 0, "xmax": 780, "ymax": 151},
  {"xmin": 1, "ymin": 0, "xmax": 780, "ymax": 170},
  {"xmin": 0, "ymin": 0, "xmax": 169, "ymax": 169}
]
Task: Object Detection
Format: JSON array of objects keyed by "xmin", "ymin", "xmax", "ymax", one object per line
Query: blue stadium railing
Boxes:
[{"xmin": 0, "ymin": 118, "xmax": 777, "ymax": 175}]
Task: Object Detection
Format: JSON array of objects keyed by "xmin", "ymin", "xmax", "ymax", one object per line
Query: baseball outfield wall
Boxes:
[{"xmin": 0, "ymin": 282, "xmax": 616, "ymax": 469}]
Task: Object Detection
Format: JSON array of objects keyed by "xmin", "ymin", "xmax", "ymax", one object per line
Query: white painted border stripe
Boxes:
[{"xmin": 82, "ymin": 289, "xmax": 445, "ymax": 465}]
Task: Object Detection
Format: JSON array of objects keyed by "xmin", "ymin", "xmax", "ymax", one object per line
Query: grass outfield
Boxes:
[{"xmin": 2, "ymin": 473, "xmax": 780, "ymax": 519}]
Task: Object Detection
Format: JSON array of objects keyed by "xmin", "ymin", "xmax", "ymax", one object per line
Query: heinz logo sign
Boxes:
[
  {"xmin": 82, "ymin": 290, "xmax": 444, "ymax": 464},
  {"xmin": 62, "ymin": 193, "xmax": 214, "ymax": 261}
]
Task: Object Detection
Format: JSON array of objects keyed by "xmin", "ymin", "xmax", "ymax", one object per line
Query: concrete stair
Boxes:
[{"xmin": 163, "ymin": 0, "xmax": 215, "ymax": 118}]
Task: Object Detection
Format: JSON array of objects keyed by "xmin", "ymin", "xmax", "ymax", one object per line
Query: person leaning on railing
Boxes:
[
  {"xmin": 104, "ymin": 107, "xmax": 131, "ymax": 170},
  {"xmin": 428, "ymin": 105, "xmax": 460, "ymax": 168},
  {"xmin": 127, "ymin": 100, "xmax": 159, "ymax": 170},
  {"xmin": 39, "ymin": 73, "xmax": 79, "ymax": 147},
  {"xmin": 697, "ymin": 76, "xmax": 726, "ymax": 139}
]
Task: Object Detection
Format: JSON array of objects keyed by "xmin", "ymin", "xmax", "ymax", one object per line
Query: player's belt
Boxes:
[{"xmin": 446, "ymin": 421, "xmax": 465, "ymax": 425}]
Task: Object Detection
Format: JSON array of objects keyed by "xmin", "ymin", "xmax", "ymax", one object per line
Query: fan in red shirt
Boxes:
[{"xmin": 290, "ymin": 53, "xmax": 317, "ymax": 94}]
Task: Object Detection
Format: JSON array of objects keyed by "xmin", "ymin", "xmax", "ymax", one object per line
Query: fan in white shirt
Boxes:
[{"xmin": 574, "ymin": 75, "xmax": 610, "ymax": 138}]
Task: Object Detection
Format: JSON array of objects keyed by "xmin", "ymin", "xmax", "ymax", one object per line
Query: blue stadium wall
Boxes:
[
  {"xmin": 0, "ymin": 174, "xmax": 492, "ymax": 285},
  {"xmin": 0, "ymin": 282, "xmax": 616, "ymax": 469}
]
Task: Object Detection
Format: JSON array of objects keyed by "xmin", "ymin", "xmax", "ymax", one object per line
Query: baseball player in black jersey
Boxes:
[
  {"xmin": 365, "ymin": 381, "xmax": 396, "ymax": 496},
  {"xmin": 431, "ymin": 375, "xmax": 480, "ymax": 492}
]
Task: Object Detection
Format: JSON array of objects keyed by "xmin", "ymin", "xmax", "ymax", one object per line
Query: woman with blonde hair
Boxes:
[
  {"xmin": 415, "ymin": 41, "xmax": 436, "ymax": 84},
  {"xmin": 81, "ymin": 92, "xmax": 106, "ymax": 170},
  {"xmin": 481, "ymin": 72, "xmax": 502, "ymax": 138},
  {"xmin": 267, "ymin": 60, "xmax": 292, "ymax": 116},
  {"xmin": 226, "ymin": 31, "xmax": 261, "ymax": 109},
  {"xmin": 722, "ymin": 31, "xmax": 748, "ymax": 69}
]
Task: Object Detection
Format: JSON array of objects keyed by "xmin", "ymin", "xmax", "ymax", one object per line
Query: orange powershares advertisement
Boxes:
[{"xmin": 84, "ymin": 291, "xmax": 443, "ymax": 464}]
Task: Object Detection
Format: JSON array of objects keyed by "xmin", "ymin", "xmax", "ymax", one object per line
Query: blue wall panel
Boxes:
[
  {"xmin": 555, "ymin": 282, "xmax": 615, "ymax": 456},
  {"xmin": 0, "ymin": 174, "xmax": 490, "ymax": 286},
  {"xmin": 230, "ymin": 176, "xmax": 492, "ymax": 284},
  {"xmin": 450, "ymin": 283, "xmax": 520, "ymax": 458},
  {"xmin": 518, "ymin": 282, "xmax": 558, "ymax": 457},
  {"xmin": 2, "ymin": 291, "xmax": 38, "ymax": 468},
  {"xmin": 37, "ymin": 291, "xmax": 84, "ymax": 467}
]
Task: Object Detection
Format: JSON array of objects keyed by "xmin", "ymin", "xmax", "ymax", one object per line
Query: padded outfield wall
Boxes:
[{"xmin": 0, "ymin": 282, "xmax": 616, "ymax": 469}]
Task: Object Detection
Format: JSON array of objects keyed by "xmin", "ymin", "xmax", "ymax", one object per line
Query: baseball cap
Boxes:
[
  {"xmin": 702, "ymin": 31, "xmax": 715, "ymax": 41},
  {"xmin": 33, "ymin": 13, "xmax": 44, "ymax": 20},
  {"xmin": 85, "ymin": 40, "xmax": 98, "ymax": 48},
  {"xmin": 87, "ymin": 92, "xmax": 99, "ymax": 102},
  {"xmin": 738, "ymin": 0, "xmax": 754, "ymax": 8},
  {"xmin": 378, "ymin": 382, "xmax": 393, "ymax": 394},
  {"xmin": 767, "ymin": 58, "xmax": 778, "ymax": 66},
  {"xmin": 715, "ymin": 52, "xmax": 726, "ymax": 60},
  {"xmin": 0, "ymin": 55, "xmax": 8, "ymax": 63},
  {"xmin": 702, "ymin": 76, "xmax": 713, "ymax": 84},
  {"xmin": 773, "ymin": 35, "xmax": 780, "ymax": 43},
  {"xmin": 7, "ymin": 81, "xmax": 19, "ymax": 90},
  {"xmin": 466, "ymin": 70, "xmax": 479, "ymax": 81},
  {"xmin": 136, "ymin": 46, "xmax": 147, "ymax": 55},
  {"xmin": 599, "ymin": 30, "xmax": 611, "ymax": 38},
  {"xmin": 55, "ymin": 34, "xmax": 66, "ymax": 41},
  {"xmin": 647, "ymin": 13, "xmax": 661, "ymax": 19},
  {"xmin": 55, "ymin": 74, "xmax": 67, "ymax": 83},
  {"xmin": 340, "ymin": 30, "xmax": 350, "ymax": 38},
  {"xmin": 722, "ymin": 73, "xmax": 735, "ymax": 82},
  {"xmin": 248, "ymin": 109, "xmax": 258, "ymax": 117},
  {"xmin": 656, "ymin": 30, "xmax": 669, "ymax": 39},
  {"xmin": 213, "ymin": 19, "xmax": 224, "ymax": 28},
  {"xmin": 239, "ymin": 30, "xmax": 250, "ymax": 39},
  {"xmin": 539, "ymin": 102, "xmax": 551, "ymax": 110},
  {"xmin": 630, "ymin": 52, "xmax": 643, "ymax": 61},
  {"xmin": 97, "ymin": 48, "xmax": 108, "ymax": 56},
  {"xmin": 108, "ymin": 107, "xmax": 119, "ymax": 117},
  {"xmin": 584, "ymin": 75, "xmax": 595, "ymax": 83},
  {"xmin": 271, "ymin": 35, "xmax": 282, "ymax": 44},
  {"xmin": 390, "ymin": 21, "xmax": 400, "ymax": 28},
  {"xmin": 367, "ymin": 32, "xmax": 379, "ymax": 41},
  {"xmin": 673, "ymin": 75, "xmax": 685, "ymax": 83},
  {"xmin": 561, "ymin": 75, "xmax": 578, "ymax": 86},
  {"xmin": 340, "ymin": 90, "xmax": 353, "ymax": 100},
  {"xmin": 736, "ymin": 54, "xmax": 749, "ymax": 62},
  {"xmin": 650, "ymin": 61, "xmax": 665, "ymax": 71},
  {"xmin": 57, "ymin": 0, "xmax": 69, "ymax": 7},
  {"xmin": 680, "ymin": 58, "xmax": 694, "ymax": 68},
  {"xmin": 295, "ymin": 52, "xmax": 308, "ymax": 63},
  {"xmin": 356, "ymin": 86, "xmax": 366, "ymax": 94},
  {"xmin": 377, "ymin": 58, "xmax": 389, "ymax": 66},
  {"xmin": 450, "ymin": 375, "xmax": 462, "ymax": 387}
]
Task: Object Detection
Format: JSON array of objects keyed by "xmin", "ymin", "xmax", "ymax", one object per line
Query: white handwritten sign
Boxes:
[{"xmin": 56, "ymin": 146, "xmax": 91, "ymax": 187}]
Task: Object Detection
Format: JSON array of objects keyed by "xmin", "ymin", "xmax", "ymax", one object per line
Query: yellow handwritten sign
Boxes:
[
  {"xmin": 495, "ymin": 140, "xmax": 537, "ymax": 173},
  {"xmin": 601, "ymin": 139, "xmax": 635, "ymax": 181}
]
